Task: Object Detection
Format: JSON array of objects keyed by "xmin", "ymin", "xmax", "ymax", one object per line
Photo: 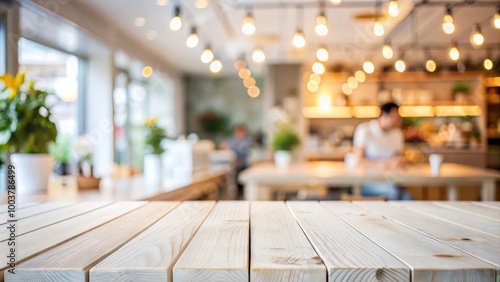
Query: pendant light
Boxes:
[
  {"xmin": 425, "ymin": 59, "xmax": 437, "ymax": 72},
  {"xmin": 494, "ymin": 6, "xmax": 500, "ymax": 29},
  {"xmin": 201, "ymin": 46, "xmax": 214, "ymax": 63},
  {"xmin": 442, "ymin": 6, "xmax": 455, "ymax": 35},
  {"xmin": 316, "ymin": 47, "xmax": 329, "ymax": 62},
  {"xmin": 373, "ymin": 19, "xmax": 385, "ymax": 36},
  {"xmin": 470, "ymin": 24, "xmax": 484, "ymax": 48},
  {"xmin": 242, "ymin": 11, "xmax": 256, "ymax": 35},
  {"xmin": 388, "ymin": 0, "xmax": 399, "ymax": 17},
  {"xmin": 252, "ymin": 48, "xmax": 266, "ymax": 64},
  {"xmin": 186, "ymin": 27, "xmax": 199, "ymax": 48},
  {"xmin": 363, "ymin": 60, "xmax": 375, "ymax": 74},
  {"xmin": 210, "ymin": 59, "xmax": 222, "ymax": 73},
  {"xmin": 293, "ymin": 5, "xmax": 306, "ymax": 48},
  {"xmin": 315, "ymin": 9, "xmax": 328, "ymax": 36},
  {"xmin": 448, "ymin": 44, "xmax": 460, "ymax": 61},
  {"xmin": 170, "ymin": 6, "xmax": 182, "ymax": 31},
  {"xmin": 382, "ymin": 44, "xmax": 393, "ymax": 59}
]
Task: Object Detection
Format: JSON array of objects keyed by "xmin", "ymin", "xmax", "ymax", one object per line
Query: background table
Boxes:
[
  {"xmin": 1, "ymin": 201, "xmax": 499, "ymax": 281},
  {"xmin": 239, "ymin": 162, "xmax": 500, "ymax": 201}
]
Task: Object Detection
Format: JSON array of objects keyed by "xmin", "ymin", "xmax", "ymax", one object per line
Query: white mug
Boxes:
[{"xmin": 429, "ymin": 154, "xmax": 444, "ymax": 176}]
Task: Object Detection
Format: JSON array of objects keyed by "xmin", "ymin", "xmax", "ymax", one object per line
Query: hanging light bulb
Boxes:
[
  {"xmin": 186, "ymin": 27, "xmax": 199, "ymax": 48},
  {"xmin": 382, "ymin": 44, "xmax": 393, "ymax": 59},
  {"xmin": 425, "ymin": 59, "xmax": 437, "ymax": 72},
  {"xmin": 312, "ymin": 62, "xmax": 325, "ymax": 75},
  {"xmin": 293, "ymin": 29, "xmax": 306, "ymax": 48},
  {"xmin": 342, "ymin": 83, "xmax": 353, "ymax": 95},
  {"xmin": 484, "ymin": 58, "xmax": 494, "ymax": 70},
  {"xmin": 388, "ymin": 0, "xmax": 399, "ymax": 17},
  {"xmin": 315, "ymin": 12, "xmax": 328, "ymax": 36},
  {"xmin": 373, "ymin": 19, "xmax": 385, "ymax": 36},
  {"xmin": 442, "ymin": 6, "xmax": 455, "ymax": 35},
  {"xmin": 170, "ymin": 6, "xmax": 182, "ymax": 31},
  {"xmin": 330, "ymin": 0, "xmax": 342, "ymax": 5},
  {"xmin": 252, "ymin": 48, "xmax": 266, "ymax": 63},
  {"xmin": 310, "ymin": 73, "xmax": 321, "ymax": 84},
  {"xmin": 355, "ymin": 70, "xmax": 366, "ymax": 82},
  {"xmin": 494, "ymin": 7, "xmax": 500, "ymax": 29},
  {"xmin": 210, "ymin": 59, "xmax": 222, "ymax": 73},
  {"xmin": 470, "ymin": 24, "xmax": 484, "ymax": 48},
  {"xmin": 201, "ymin": 47, "xmax": 214, "ymax": 63},
  {"xmin": 395, "ymin": 59, "xmax": 406, "ymax": 72},
  {"xmin": 242, "ymin": 11, "xmax": 256, "ymax": 35},
  {"xmin": 448, "ymin": 44, "xmax": 460, "ymax": 61},
  {"xmin": 347, "ymin": 76, "xmax": 359, "ymax": 89},
  {"xmin": 316, "ymin": 47, "xmax": 329, "ymax": 62},
  {"xmin": 363, "ymin": 60, "xmax": 375, "ymax": 74}
]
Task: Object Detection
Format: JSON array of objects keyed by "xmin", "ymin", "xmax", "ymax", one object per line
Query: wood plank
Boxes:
[
  {"xmin": 322, "ymin": 201, "xmax": 497, "ymax": 281},
  {"xmin": 173, "ymin": 201, "xmax": 249, "ymax": 282},
  {"xmin": 475, "ymin": 201, "xmax": 500, "ymax": 209},
  {"xmin": 287, "ymin": 201, "xmax": 409, "ymax": 281},
  {"xmin": 90, "ymin": 201, "xmax": 215, "ymax": 282},
  {"xmin": 251, "ymin": 202, "xmax": 326, "ymax": 282},
  {"xmin": 434, "ymin": 201, "xmax": 500, "ymax": 220},
  {"xmin": 0, "ymin": 201, "xmax": 147, "ymax": 280},
  {"xmin": 0, "ymin": 202, "xmax": 111, "ymax": 240},
  {"xmin": 5, "ymin": 202, "xmax": 179, "ymax": 282},
  {"xmin": 396, "ymin": 201, "xmax": 500, "ymax": 237},
  {"xmin": 0, "ymin": 202, "xmax": 40, "ymax": 213},
  {"xmin": 1, "ymin": 202, "xmax": 72, "ymax": 223}
]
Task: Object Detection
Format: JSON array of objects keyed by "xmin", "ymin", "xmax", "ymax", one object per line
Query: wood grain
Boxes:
[
  {"xmin": 434, "ymin": 201, "xmax": 500, "ymax": 220},
  {"xmin": 5, "ymin": 202, "xmax": 179, "ymax": 282},
  {"xmin": 394, "ymin": 201, "xmax": 500, "ymax": 237},
  {"xmin": 1, "ymin": 202, "xmax": 72, "ymax": 224},
  {"xmin": 0, "ymin": 201, "xmax": 146, "ymax": 280},
  {"xmin": 90, "ymin": 201, "xmax": 215, "ymax": 282},
  {"xmin": 322, "ymin": 201, "xmax": 496, "ymax": 281},
  {"xmin": 250, "ymin": 201, "xmax": 326, "ymax": 282},
  {"xmin": 173, "ymin": 201, "xmax": 249, "ymax": 282},
  {"xmin": 287, "ymin": 201, "xmax": 409, "ymax": 281}
]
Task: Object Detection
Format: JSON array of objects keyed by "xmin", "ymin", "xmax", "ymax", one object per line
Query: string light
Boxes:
[
  {"xmin": 247, "ymin": 86, "xmax": 260, "ymax": 98},
  {"xmin": 238, "ymin": 68, "xmax": 251, "ymax": 79},
  {"xmin": 234, "ymin": 60, "xmax": 246, "ymax": 70},
  {"xmin": 310, "ymin": 73, "xmax": 321, "ymax": 84},
  {"xmin": 170, "ymin": 6, "xmax": 182, "ymax": 31},
  {"xmin": 373, "ymin": 19, "xmax": 385, "ymax": 36},
  {"xmin": 442, "ymin": 6, "xmax": 455, "ymax": 35},
  {"xmin": 307, "ymin": 81, "xmax": 319, "ymax": 92},
  {"xmin": 388, "ymin": 0, "xmax": 400, "ymax": 17},
  {"xmin": 252, "ymin": 48, "xmax": 266, "ymax": 63},
  {"xmin": 382, "ymin": 44, "xmax": 393, "ymax": 59},
  {"xmin": 342, "ymin": 83, "xmax": 353, "ymax": 95},
  {"xmin": 448, "ymin": 44, "xmax": 460, "ymax": 61},
  {"xmin": 242, "ymin": 11, "xmax": 256, "ymax": 35},
  {"xmin": 395, "ymin": 59, "xmax": 406, "ymax": 72},
  {"xmin": 244, "ymin": 77, "xmax": 256, "ymax": 88},
  {"xmin": 312, "ymin": 62, "xmax": 325, "ymax": 74},
  {"xmin": 293, "ymin": 29, "xmax": 306, "ymax": 48},
  {"xmin": 316, "ymin": 47, "xmax": 329, "ymax": 62},
  {"xmin": 347, "ymin": 76, "xmax": 359, "ymax": 89},
  {"xmin": 186, "ymin": 27, "xmax": 199, "ymax": 48},
  {"xmin": 494, "ymin": 7, "xmax": 500, "ymax": 29},
  {"xmin": 142, "ymin": 66, "xmax": 153, "ymax": 78},
  {"xmin": 425, "ymin": 59, "xmax": 437, "ymax": 72},
  {"xmin": 363, "ymin": 60, "xmax": 375, "ymax": 74},
  {"xmin": 315, "ymin": 11, "xmax": 328, "ymax": 36},
  {"xmin": 484, "ymin": 58, "xmax": 493, "ymax": 70},
  {"xmin": 355, "ymin": 70, "xmax": 366, "ymax": 82},
  {"xmin": 209, "ymin": 59, "xmax": 222, "ymax": 73},
  {"xmin": 201, "ymin": 47, "xmax": 214, "ymax": 63},
  {"xmin": 470, "ymin": 24, "xmax": 484, "ymax": 48}
]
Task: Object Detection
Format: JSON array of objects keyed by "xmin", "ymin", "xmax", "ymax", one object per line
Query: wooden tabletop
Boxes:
[{"xmin": 2, "ymin": 201, "xmax": 499, "ymax": 281}]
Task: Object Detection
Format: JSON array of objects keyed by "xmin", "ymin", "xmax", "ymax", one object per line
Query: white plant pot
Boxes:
[
  {"xmin": 10, "ymin": 154, "xmax": 54, "ymax": 194},
  {"xmin": 274, "ymin": 150, "xmax": 291, "ymax": 170},
  {"xmin": 144, "ymin": 154, "xmax": 162, "ymax": 187}
]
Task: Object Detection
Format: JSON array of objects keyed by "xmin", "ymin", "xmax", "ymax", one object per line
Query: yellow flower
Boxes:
[
  {"xmin": 28, "ymin": 80, "xmax": 35, "ymax": 91},
  {"xmin": 144, "ymin": 117, "xmax": 158, "ymax": 127},
  {"xmin": 0, "ymin": 72, "xmax": 25, "ymax": 99}
]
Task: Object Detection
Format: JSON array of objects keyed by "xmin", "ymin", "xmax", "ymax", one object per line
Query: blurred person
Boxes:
[
  {"xmin": 225, "ymin": 124, "xmax": 252, "ymax": 198},
  {"xmin": 352, "ymin": 102, "xmax": 411, "ymax": 200}
]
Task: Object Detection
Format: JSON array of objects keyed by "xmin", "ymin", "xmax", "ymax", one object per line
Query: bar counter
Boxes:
[{"xmin": 2, "ymin": 201, "xmax": 499, "ymax": 281}]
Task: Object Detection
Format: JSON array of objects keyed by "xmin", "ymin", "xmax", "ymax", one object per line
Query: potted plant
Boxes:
[
  {"xmin": 49, "ymin": 134, "xmax": 72, "ymax": 176},
  {"xmin": 0, "ymin": 72, "xmax": 57, "ymax": 194},
  {"xmin": 271, "ymin": 127, "xmax": 301, "ymax": 170},
  {"xmin": 452, "ymin": 81, "xmax": 470, "ymax": 103},
  {"xmin": 143, "ymin": 117, "xmax": 168, "ymax": 186}
]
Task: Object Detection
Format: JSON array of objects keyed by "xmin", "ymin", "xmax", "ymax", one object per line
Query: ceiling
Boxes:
[{"xmin": 75, "ymin": 0, "xmax": 500, "ymax": 75}]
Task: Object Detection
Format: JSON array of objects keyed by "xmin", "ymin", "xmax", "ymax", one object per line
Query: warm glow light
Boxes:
[
  {"xmin": 363, "ymin": 61, "xmax": 375, "ymax": 74},
  {"xmin": 310, "ymin": 73, "xmax": 321, "ymax": 84},
  {"xmin": 316, "ymin": 47, "xmax": 329, "ymax": 62},
  {"xmin": 373, "ymin": 20, "xmax": 385, "ymax": 36},
  {"xmin": 156, "ymin": 0, "xmax": 167, "ymax": 6},
  {"xmin": 395, "ymin": 59, "xmax": 406, "ymax": 72},
  {"xmin": 252, "ymin": 48, "xmax": 266, "ymax": 63},
  {"xmin": 134, "ymin": 17, "xmax": 146, "ymax": 27},
  {"xmin": 399, "ymin": 106, "xmax": 434, "ymax": 117},
  {"xmin": 312, "ymin": 62, "xmax": 325, "ymax": 74},
  {"xmin": 484, "ymin": 58, "xmax": 494, "ymax": 70},
  {"xmin": 315, "ymin": 13, "xmax": 328, "ymax": 36},
  {"xmin": 247, "ymin": 86, "xmax": 260, "ymax": 98},
  {"xmin": 186, "ymin": 28, "xmax": 199, "ymax": 48},
  {"xmin": 425, "ymin": 59, "xmax": 437, "ymax": 72},
  {"xmin": 170, "ymin": 7, "xmax": 182, "ymax": 31},
  {"xmin": 352, "ymin": 106, "xmax": 380, "ymax": 118},
  {"xmin": 307, "ymin": 81, "xmax": 319, "ymax": 92},
  {"xmin": 388, "ymin": 0, "xmax": 400, "ymax": 17},
  {"xmin": 234, "ymin": 60, "xmax": 246, "ymax": 70},
  {"xmin": 318, "ymin": 93, "xmax": 332, "ymax": 110},
  {"xmin": 238, "ymin": 68, "xmax": 251, "ymax": 79},
  {"xmin": 142, "ymin": 66, "xmax": 153, "ymax": 78},
  {"xmin": 347, "ymin": 76, "xmax": 358, "ymax": 89},
  {"xmin": 442, "ymin": 8, "xmax": 454, "ymax": 34},
  {"xmin": 302, "ymin": 106, "xmax": 352, "ymax": 118},
  {"xmin": 342, "ymin": 83, "xmax": 352, "ymax": 95},
  {"xmin": 201, "ymin": 48, "xmax": 214, "ymax": 63},
  {"xmin": 293, "ymin": 30, "xmax": 306, "ymax": 48},
  {"xmin": 494, "ymin": 8, "xmax": 500, "ymax": 29},
  {"xmin": 382, "ymin": 44, "xmax": 393, "ymax": 59},
  {"xmin": 243, "ymin": 77, "xmax": 256, "ymax": 88},
  {"xmin": 330, "ymin": 0, "xmax": 342, "ymax": 5},
  {"xmin": 470, "ymin": 24, "xmax": 484, "ymax": 48},
  {"xmin": 242, "ymin": 12, "xmax": 256, "ymax": 35},
  {"xmin": 355, "ymin": 70, "xmax": 366, "ymax": 82},
  {"xmin": 449, "ymin": 45, "xmax": 460, "ymax": 61},
  {"xmin": 435, "ymin": 106, "xmax": 481, "ymax": 117},
  {"xmin": 195, "ymin": 0, "xmax": 208, "ymax": 8},
  {"xmin": 210, "ymin": 59, "xmax": 222, "ymax": 73}
]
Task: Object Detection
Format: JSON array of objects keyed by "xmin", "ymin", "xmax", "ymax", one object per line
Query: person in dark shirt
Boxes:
[{"xmin": 227, "ymin": 124, "xmax": 251, "ymax": 198}]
